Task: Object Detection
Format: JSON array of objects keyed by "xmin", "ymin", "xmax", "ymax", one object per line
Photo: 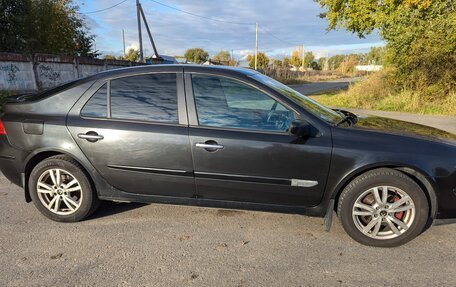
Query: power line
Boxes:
[
  {"xmin": 147, "ymin": 0, "xmax": 255, "ymax": 26},
  {"xmin": 81, "ymin": 0, "xmax": 129, "ymax": 14},
  {"xmin": 259, "ymin": 26, "xmax": 298, "ymax": 47},
  {"xmin": 81, "ymin": 0, "xmax": 303, "ymax": 57}
]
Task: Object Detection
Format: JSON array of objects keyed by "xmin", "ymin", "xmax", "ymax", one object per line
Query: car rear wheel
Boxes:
[
  {"xmin": 29, "ymin": 155, "xmax": 100, "ymax": 222},
  {"xmin": 338, "ymin": 168, "xmax": 429, "ymax": 247}
]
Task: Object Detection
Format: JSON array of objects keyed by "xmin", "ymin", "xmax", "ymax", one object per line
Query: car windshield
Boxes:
[{"xmin": 251, "ymin": 73, "xmax": 343, "ymax": 125}]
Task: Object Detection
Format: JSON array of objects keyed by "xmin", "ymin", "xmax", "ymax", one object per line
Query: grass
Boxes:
[{"xmin": 309, "ymin": 72, "xmax": 456, "ymax": 116}]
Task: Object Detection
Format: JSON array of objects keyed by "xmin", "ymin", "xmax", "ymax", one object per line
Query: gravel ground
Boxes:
[{"xmin": 1, "ymin": 173, "xmax": 456, "ymax": 287}]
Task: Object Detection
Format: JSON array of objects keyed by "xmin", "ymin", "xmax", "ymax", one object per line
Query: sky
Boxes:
[{"xmin": 76, "ymin": 0, "xmax": 383, "ymax": 60}]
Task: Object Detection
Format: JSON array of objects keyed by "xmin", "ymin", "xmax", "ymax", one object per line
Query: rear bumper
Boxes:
[
  {"xmin": 0, "ymin": 157, "xmax": 22, "ymax": 187},
  {"xmin": 0, "ymin": 135, "xmax": 27, "ymax": 188}
]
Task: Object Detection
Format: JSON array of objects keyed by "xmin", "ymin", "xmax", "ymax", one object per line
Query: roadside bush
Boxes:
[{"xmin": 312, "ymin": 71, "xmax": 456, "ymax": 116}]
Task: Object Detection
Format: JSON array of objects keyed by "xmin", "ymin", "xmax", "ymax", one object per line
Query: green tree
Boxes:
[
  {"xmin": 304, "ymin": 52, "xmax": 315, "ymax": 68},
  {"xmin": 310, "ymin": 61, "xmax": 321, "ymax": 70},
  {"xmin": 338, "ymin": 54, "xmax": 359, "ymax": 74},
  {"xmin": 184, "ymin": 48, "xmax": 209, "ymax": 64},
  {"xmin": 0, "ymin": 0, "xmax": 97, "ymax": 57},
  {"xmin": 272, "ymin": 59, "xmax": 282, "ymax": 68},
  {"xmin": 282, "ymin": 57, "xmax": 291, "ymax": 68},
  {"xmin": 125, "ymin": 48, "xmax": 139, "ymax": 62},
  {"xmin": 290, "ymin": 50, "xmax": 301, "ymax": 68},
  {"xmin": 103, "ymin": 55, "xmax": 116, "ymax": 60},
  {"xmin": 328, "ymin": 55, "xmax": 344, "ymax": 70},
  {"xmin": 213, "ymin": 50, "xmax": 236, "ymax": 66},
  {"xmin": 0, "ymin": 1, "xmax": 30, "ymax": 52},
  {"xmin": 316, "ymin": 0, "xmax": 455, "ymax": 91},
  {"xmin": 365, "ymin": 47, "xmax": 385, "ymax": 65},
  {"xmin": 317, "ymin": 57, "xmax": 327, "ymax": 70},
  {"xmin": 213, "ymin": 50, "xmax": 230, "ymax": 62},
  {"xmin": 247, "ymin": 52, "xmax": 269, "ymax": 70}
]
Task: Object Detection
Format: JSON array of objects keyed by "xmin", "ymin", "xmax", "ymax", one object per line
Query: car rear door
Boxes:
[
  {"xmin": 185, "ymin": 72, "xmax": 332, "ymax": 207},
  {"xmin": 67, "ymin": 67, "xmax": 195, "ymax": 197}
]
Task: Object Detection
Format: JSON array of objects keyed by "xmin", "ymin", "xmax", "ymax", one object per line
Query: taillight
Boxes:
[{"xmin": 0, "ymin": 120, "xmax": 7, "ymax": 135}]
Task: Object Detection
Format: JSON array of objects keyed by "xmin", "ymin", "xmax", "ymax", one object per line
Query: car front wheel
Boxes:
[{"xmin": 338, "ymin": 168, "xmax": 429, "ymax": 247}]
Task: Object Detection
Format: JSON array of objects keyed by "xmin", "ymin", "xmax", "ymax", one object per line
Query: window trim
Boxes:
[
  {"xmin": 185, "ymin": 72, "xmax": 298, "ymax": 134},
  {"xmin": 107, "ymin": 80, "xmax": 111, "ymax": 118},
  {"xmin": 79, "ymin": 71, "xmax": 187, "ymax": 126}
]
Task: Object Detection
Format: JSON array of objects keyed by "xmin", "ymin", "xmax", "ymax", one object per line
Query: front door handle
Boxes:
[
  {"xmin": 195, "ymin": 141, "xmax": 224, "ymax": 152},
  {"xmin": 77, "ymin": 131, "xmax": 104, "ymax": 143}
]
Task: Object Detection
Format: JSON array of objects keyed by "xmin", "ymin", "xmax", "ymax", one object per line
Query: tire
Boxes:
[
  {"xmin": 337, "ymin": 168, "xmax": 429, "ymax": 247},
  {"xmin": 29, "ymin": 155, "xmax": 100, "ymax": 222}
]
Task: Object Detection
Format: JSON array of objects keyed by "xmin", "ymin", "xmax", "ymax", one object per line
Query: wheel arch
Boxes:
[
  {"xmin": 330, "ymin": 163, "xmax": 438, "ymax": 220},
  {"xmin": 23, "ymin": 149, "xmax": 96, "ymax": 203}
]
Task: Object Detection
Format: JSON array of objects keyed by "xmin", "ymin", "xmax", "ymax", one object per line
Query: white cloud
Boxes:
[{"xmin": 77, "ymin": 0, "xmax": 383, "ymax": 57}]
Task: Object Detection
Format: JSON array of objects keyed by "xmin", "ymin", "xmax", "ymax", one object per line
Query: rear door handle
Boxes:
[
  {"xmin": 195, "ymin": 141, "xmax": 224, "ymax": 152},
  {"xmin": 77, "ymin": 131, "xmax": 104, "ymax": 143}
]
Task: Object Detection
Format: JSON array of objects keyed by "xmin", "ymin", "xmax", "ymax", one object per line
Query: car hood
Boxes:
[{"xmin": 351, "ymin": 114, "xmax": 456, "ymax": 144}]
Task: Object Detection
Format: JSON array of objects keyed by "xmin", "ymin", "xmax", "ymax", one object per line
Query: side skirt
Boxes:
[{"xmin": 98, "ymin": 192, "xmax": 327, "ymax": 218}]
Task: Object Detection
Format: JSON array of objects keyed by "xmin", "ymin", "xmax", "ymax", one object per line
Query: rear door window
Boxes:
[{"xmin": 110, "ymin": 73, "xmax": 178, "ymax": 123}]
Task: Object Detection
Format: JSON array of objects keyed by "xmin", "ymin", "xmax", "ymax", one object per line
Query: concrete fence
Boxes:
[{"xmin": 0, "ymin": 53, "xmax": 144, "ymax": 92}]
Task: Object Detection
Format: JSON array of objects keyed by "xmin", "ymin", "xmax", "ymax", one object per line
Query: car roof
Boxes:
[{"xmin": 82, "ymin": 64, "xmax": 259, "ymax": 83}]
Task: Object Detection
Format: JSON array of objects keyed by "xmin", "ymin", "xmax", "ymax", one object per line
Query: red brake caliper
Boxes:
[{"xmin": 393, "ymin": 196, "xmax": 404, "ymax": 220}]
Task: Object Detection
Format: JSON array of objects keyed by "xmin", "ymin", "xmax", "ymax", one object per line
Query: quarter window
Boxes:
[
  {"xmin": 81, "ymin": 83, "xmax": 107, "ymax": 118},
  {"xmin": 192, "ymin": 74, "xmax": 294, "ymax": 132},
  {"xmin": 110, "ymin": 73, "xmax": 178, "ymax": 123}
]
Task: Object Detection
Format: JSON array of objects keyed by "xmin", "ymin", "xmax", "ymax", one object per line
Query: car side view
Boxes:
[{"xmin": 0, "ymin": 65, "xmax": 455, "ymax": 247}]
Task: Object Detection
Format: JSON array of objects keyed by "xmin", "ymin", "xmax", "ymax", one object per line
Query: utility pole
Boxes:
[
  {"xmin": 301, "ymin": 44, "xmax": 305, "ymax": 71},
  {"xmin": 138, "ymin": 4, "xmax": 160, "ymax": 59},
  {"xmin": 136, "ymin": 0, "xmax": 144, "ymax": 62},
  {"xmin": 122, "ymin": 29, "xmax": 126, "ymax": 58},
  {"xmin": 255, "ymin": 22, "xmax": 258, "ymax": 70}
]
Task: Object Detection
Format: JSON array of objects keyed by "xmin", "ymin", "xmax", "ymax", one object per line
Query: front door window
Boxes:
[{"xmin": 192, "ymin": 74, "xmax": 295, "ymax": 132}]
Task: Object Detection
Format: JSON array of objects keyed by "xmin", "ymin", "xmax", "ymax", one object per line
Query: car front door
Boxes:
[
  {"xmin": 185, "ymin": 72, "xmax": 332, "ymax": 207},
  {"xmin": 67, "ymin": 69, "xmax": 195, "ymax": 197}
]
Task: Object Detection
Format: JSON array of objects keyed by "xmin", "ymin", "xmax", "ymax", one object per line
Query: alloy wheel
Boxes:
[
  {"xmin": 36, "ymin": 168, "xmax": 83, "ymax": 215},
  {"xmin": 352, "ymin": 186, "xmax": 416, "ymax": 240}
]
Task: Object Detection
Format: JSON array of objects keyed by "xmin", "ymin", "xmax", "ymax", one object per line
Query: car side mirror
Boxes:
[{"xmin": 289, "ymin": 120, "xmax": 311, "ymax": 138}]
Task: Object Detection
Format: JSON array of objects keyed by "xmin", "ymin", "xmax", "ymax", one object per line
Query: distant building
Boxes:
[
  {"xmin": 355, "ymin": 65, "xmax": 383, "ymax": 72},
  {"xmin": 237, "ymin": 60, "xmax": 249, "ymax": 68},
  {"xmin": 159, "ymin": 55, "xmax": 178, "ymax": 64},
  {"xmin": 147, "ymin": 55, "xmax": 178, "ymax": 64},
  {"xmin": 202, "ymin": 60, "xmax": 221, "ymax": 65},
  {"xmin": 175, "ymin": 57, "xmax": 187, "ymax": 64},
  {"xmin": 203, "ymin": 59, "xmax": 232, "ymax": 66}
]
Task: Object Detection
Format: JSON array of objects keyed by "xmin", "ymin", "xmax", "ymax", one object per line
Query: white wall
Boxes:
[{"xmin": 0, "ymin": 53, "xmax": 140, "ymax": 92}]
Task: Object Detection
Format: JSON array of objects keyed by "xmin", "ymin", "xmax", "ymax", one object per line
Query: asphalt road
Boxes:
[{"xmin": 289, "ymin": 78, "xmax": 356, "ymax": 95}]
